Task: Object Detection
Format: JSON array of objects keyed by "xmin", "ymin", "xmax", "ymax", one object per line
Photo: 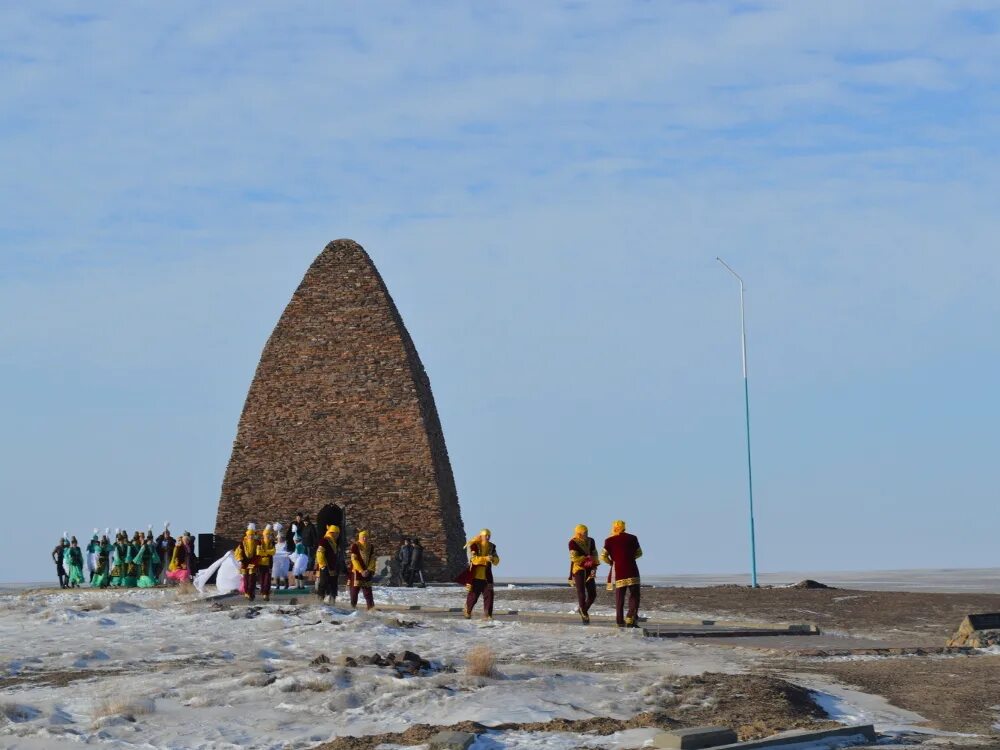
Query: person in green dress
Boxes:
[
  {"xmin": 133, "ymin": 534, "xmax": 160, "ymax": 588},
  {"xmin": 91, "ymin": 533, "xmax": 113, "ymax": 588},
  {"xmin": 110, "ymin": 531, "xmax": 128, "ymax": 587},
  {"xmin": 123, "ymin": 532, "xmax": 141, "ymax": 587},
  {"xmin": 66, "ymin": 537, "xmax": 85, "ymax": 588}
]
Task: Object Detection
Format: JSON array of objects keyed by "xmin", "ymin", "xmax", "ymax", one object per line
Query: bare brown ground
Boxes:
[
  {"xmin": 785, "ymin": 655, "xmax": 1000, "ymax": 736},
  {"xmin": 512, "ymin": 586, "xmax": 1000, "ymax": 741},
  {"xmin": 514, "ymin": 585, "xmax": 1000, "ymax": 644},
  {"xmin": 313, "ymin": 673, "xmax": 837, "ymax": 749}
]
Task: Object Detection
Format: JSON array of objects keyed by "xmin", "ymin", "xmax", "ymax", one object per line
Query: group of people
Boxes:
[
  {"xmin": 457, "ymin": 520, "xmax": 642, "ymax": 628},
  {"xmin": 394, "ymin": 537, "xmax": 426, "ymax": 586},
  {"xmin": 50, "ymin": 526, "xmax": 196, "ymax": 589},
  {"xmin": 231, "ymin": 521, "xmax": 377, "ymax": 609},
  {"xmin": 52, "ymin": 515, "xmax": 644, "ymax": 628}
]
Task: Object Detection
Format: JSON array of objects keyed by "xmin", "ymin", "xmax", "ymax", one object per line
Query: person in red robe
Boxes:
[
  {"xmin": 347, "ymin": 530, "xmax": 376, "ymax": 610},
  {"xmin": 462, "ymin": 529, "xmax": 500, "ymax": 620},
  {"xmin": 234, "ymin": 524, "xmax": 260, "ymax": 601},
  {"xmin": 568, "ymin": 524, "xmax": 600, "ymax": 624},
  {"xmin": 257, "ymin": 524, "xmax": 276, "ymax": 602},
  {"xmin": 315, "ymin": 524, "xmax": 341, "ymax": 604},
  {"xmin": 601, "ymin": 519, "xmax": 642, "ymax": 627}
]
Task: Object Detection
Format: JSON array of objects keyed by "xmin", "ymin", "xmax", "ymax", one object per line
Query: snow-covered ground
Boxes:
[{"xmin": 0, "ymin": 586, "xmax": 937, "ymax": 749}]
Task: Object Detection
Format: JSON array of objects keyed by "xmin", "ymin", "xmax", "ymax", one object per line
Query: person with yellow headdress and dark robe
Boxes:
[
  {"xmin": 568, "ymin": 524, "xmax": 600, "ymax": 624},
  {"xmin": 347, "ymin": 530, "xmax": 376, "ymax": 610},
  {"xmin": 315, "ymin": 524, "xmax": 341, "ymax": 604},
  {"xmin": 234, "ymin": 523, "xmax": 260, "ymax": 601},
  {"xmin": 462, "ymin": 529, "xmax": 500, "ymax": 620},
  {"xmin": 257, "ymin": 524, "xmax": 276, "ymax": 602},
  {"xmin": 601, "ymin": 519, "xmax": 642, "ymax": 628}
]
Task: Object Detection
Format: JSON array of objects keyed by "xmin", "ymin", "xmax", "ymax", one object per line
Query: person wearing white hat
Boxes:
[
  {"xmin": 271, "ymin": 522, "xmax": 291, "ymax": 591},
  {"xmin": 156, "ymin": 523, "xmax": 175, "ymax": 585},
  {"xmin": 86, "ymin": 529, "xmax": 100, "ymax": 583},
  {"xmin": 52, "ymin": 536, "xmax": 69, "ymax": 589},
  {"xmin": 289, "ymin": 527, "xmax": 308, "ymax": 589}
]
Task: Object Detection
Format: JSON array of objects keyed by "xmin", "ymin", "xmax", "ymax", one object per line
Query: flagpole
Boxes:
[{"xmin": 716, "ymin": 257, "xmax": 759, "ymax": 588}]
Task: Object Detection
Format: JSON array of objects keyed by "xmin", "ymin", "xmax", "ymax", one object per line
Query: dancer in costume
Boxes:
[
  {"xmin": 66, "ymin": 536, "xmax": 85, "ymax": 588},
  {"xmin": 290, "ymin": 530, "xmax": 309, "ymax": 590},
  {"xmin": 91, "ymin": 532, "xmax": 112, "ymax": 588},
  {"xmin": 257, "ymin": 524, "xmax": 275, "ymax": 602},
  {"xmin": 234, "ymin": 524, "xmax": 260, "ymax": 601},
  {"xmin": 462, "ymin": 529, "xmax": 500, "ymax": 620},
  {"xmin": 347, "ymin": 530, "xmax": 376, "ymax": 610},
  {"xmin": 271, "ymin": 522, "xmax": 291, "ymax": 591},
  {"xmin": 110, "ymin": 531, "xmax": 127, "ymax": 587},
  {"xmin": 315, "ymin": 524, "xmax": 341, "ymax": 604},
  {"xmin": 156, "ymin": 524, "xmax": 175, "ymax": 584},
  {"xmin": 601, "ymin": 519, "xmax": 643, "ymax": 628},
  {"xmin": 568, "ymin": 524, "xmax": 600, "ymax": 624},
  {"xmin": 123, "ymin": 532, "xmax": 141, "ymax": 587},
  {"xmin": 52, "ymin": 537, "xmax": 69, "ymax": 588},
  {"xmin": 134, "ymin": 533, "xmax": 161, "ymax": 587},
  {"xmin": 86, "ymin": 530, "xmax": 100, "ymax": 583},
  {"xmin": 166, "ymin": 531, "xmax": 193, "ymax": 583}
]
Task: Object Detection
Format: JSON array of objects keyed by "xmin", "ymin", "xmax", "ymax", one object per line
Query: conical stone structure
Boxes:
[{"xmin": 215, "ymin": 239, "xmax": 467, "ymax": 579}]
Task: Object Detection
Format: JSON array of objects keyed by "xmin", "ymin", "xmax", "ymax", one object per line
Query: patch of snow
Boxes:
[
  {"xmin": 796, "ymin": 673, "xmax": 978, "ymax": 740},
  {"xmin": 0, "ymin": 588, "xmax": 760, "ymax": 749}
]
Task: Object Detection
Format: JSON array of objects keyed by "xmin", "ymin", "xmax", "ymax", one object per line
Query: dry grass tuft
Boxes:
[
  {"xmin": 465, "ymin": 645, "xmax": 499, "ymax": 678},
  {"xmin": 92, "ymin": 696, "xmax": 155, "ymax": 721}
]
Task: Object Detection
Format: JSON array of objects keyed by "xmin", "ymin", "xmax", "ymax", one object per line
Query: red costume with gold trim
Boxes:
[
  {"xmin": 348, "ymin": 533, "xmax": 376, "ymax": 610},
  {"xmin": 315, "ymin": 525, "xmax": 341, "ymax": 603},
  {"xmin": 601, "ymin": 521, "xmax": 642, "ymax": 627},
  {"xmin": 462, "ymin": 531, "xmax": 500, "ymax": 619},
  {"xmin": 257, "ymin": 526, "xmax": 276, "ymax": 601},
  {"xmin": 234, "ymin": 527, "xmax": 260, "ymax": 601},
  {"xmin": 568, "ymin": 526, "xmax": 599, "ymax": 623}
]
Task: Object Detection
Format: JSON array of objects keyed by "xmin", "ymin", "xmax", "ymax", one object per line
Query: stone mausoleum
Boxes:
[{"xmin": 214, "ymin": 239, "xmax": 467, "ymax": 579}]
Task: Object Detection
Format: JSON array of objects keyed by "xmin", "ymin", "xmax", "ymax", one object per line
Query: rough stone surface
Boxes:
[
  {"xmin": 947, "ymin": 613, "xmax": 1000, "ymax": 648},
  {"xmin": 214, "ymin": 239, "xmax": 467, "ymax": 579},
  {"xmin": 710, "ymin": 724, "xmax": 875, "ymax": 749},
  {"xmin": 427, "ymin": 730, "xmax": 476, "ymax": 750},
  {"xmin": 654, "ymin": 726, "xmax": 737, "ymax": 749}
]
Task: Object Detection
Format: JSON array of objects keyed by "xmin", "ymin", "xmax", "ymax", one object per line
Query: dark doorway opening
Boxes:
[{"xmin": 316, "ymin": 503, "xmax": 345, "ymax": 534}]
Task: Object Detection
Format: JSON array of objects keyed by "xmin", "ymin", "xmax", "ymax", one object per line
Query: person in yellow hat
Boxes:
[
  {"xmin": 463, "ymin": 529, "xmax": 500, "ymax": 620},
  {"xmin": 568, "ymin": 524, "xmax": 600, "ymax": 624},
  {"xmin": 257, "ymin": 524, "xmax": 276, "ymax": 602},
  {"xmin": 348, "ymin": 530, "xmax": 377, "ymax": 610},
  {"xmin": 234, "ymin": 523, "xmax": 260, "ymax": 601},
  {"xmin": 315, "ymin": 524, "xmax": 341, "ymax": 604},
  {"xmin": 601, "ymin": 520, "xmax": 643, "ymax": 627}
]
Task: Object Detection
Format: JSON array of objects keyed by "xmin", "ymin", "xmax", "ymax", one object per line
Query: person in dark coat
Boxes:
[
  {"xmin": 409, "ymin": 538, "xmax": 425, "ymax": 587},
  {"xmin": 397, "ymin": 538, "xmax": 413, "ymax": 586},
  {"xmin": 156, "ymin": 526, "xmax": 175, "ymax": 584},
  {"xmin": 52, "ymin": 538, "xmax": 69, "ymax": 588},
  {"xmin": 302, "ymin": 516, "xmax": 319, "ymax": 572}
]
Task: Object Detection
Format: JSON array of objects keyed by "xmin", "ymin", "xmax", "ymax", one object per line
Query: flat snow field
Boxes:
[{"xmin": 0, "ymin": 585, "xmax": 968, "ymax": 749}]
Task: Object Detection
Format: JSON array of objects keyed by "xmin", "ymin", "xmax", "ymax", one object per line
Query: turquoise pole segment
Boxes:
[{"xmin": 744, "ymin": 375, "xmax": 758, "ymax": 588}]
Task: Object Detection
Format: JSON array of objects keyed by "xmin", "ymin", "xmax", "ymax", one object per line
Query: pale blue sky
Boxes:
[{"xmin": 2, "ymin": 2, "xmax": 998, "ymax": 583}]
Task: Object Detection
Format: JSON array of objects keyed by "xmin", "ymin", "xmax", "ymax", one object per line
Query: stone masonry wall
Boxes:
[{"xmin": 214, "ymin": 239, "xmax": 467, "ymax": 579}]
